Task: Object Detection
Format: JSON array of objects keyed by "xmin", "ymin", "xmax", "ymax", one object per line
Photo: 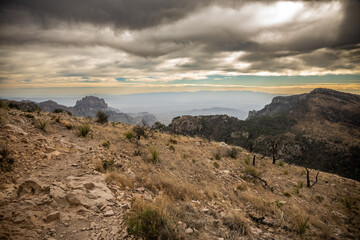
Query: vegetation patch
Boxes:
[{"xmin": 126, "ymin": 200, "xmax": 176, "ymax": 240}]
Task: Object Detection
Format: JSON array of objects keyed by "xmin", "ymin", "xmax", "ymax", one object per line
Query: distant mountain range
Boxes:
[{"xmin": 169, "ymin": 88, "xmax": 360, "ymax": 181}]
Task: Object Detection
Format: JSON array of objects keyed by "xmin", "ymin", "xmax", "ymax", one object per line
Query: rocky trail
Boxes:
[{"xmin": 0, "ymin": 116, "xmax": 132, "ymax": 240}]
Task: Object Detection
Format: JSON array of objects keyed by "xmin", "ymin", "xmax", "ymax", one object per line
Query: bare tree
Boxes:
[
  {"xmin": 268, "ymin": 138, "xmax": 280, "ymax": 164},
  {"xmin": 252, "ymin": 155, "xmax": 256, "ymax": 166},
  {"xmin": 305, "ymin": 167, "xmax": 319, "ymax": 188}
]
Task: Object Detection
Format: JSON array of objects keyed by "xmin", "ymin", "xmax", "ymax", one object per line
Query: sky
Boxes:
[{"xmin": 0, "ymin": 0, "xmax": 359, "ymax": 98}]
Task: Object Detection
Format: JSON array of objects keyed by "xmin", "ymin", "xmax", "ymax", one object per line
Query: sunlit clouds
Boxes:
[{"xmin": 0, "ymin": 0, "xmax": 359, "ymax": 96}]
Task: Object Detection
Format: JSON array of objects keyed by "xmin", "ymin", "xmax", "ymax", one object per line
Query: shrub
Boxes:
[
  {"xmin": 125, "ymin": 131, "xmax": 134, "ymax": 141},
  {"xmin": 96, "ymin": 111, "xmax": 108, "ymax": 124},
  {"xmin": 126, "ymin": 201, "xmax": 175, "ymax": 240},
  {"xmin": 226, "ymin": 147, "xmax": 238, "ymax": 159},
  {"xmin": 37, "ymin": 119, "xmax": 48, "ymax": 132},
  {"xmin": 147, "ymin": 147, "xmax": 159, "ymax": 163},
  {"xmin": 8, "ymin": 102, "xmax": 19, "ymax": 109},
  {"xmin": 93, "ymin": 159, "xmax": 104, "ymax": 172},
  {"xmin": 65, "ymin": 123, "xmax": 73, "ymax": 129},
  {"xmin": 236, "ymin": 183, "xmax": 247, "ymax": 191},
  {"xmin": 0, "ymin": 148, "xmax": 14, "ymax": 172},
  {"xmin": 168, "ymin": 137, "xmax": 177, "ymax": 145},
  {"xmin": 153, "ymin": 122, "xmax": 167, "ymax": 132},
  {"xmin": 244, "ymin": 156, "xmax": 250, "ymax": 165},
  {"xmin": 278, "ymin": 161, "xmax": 284, "ymax": 167},
  {"xmin": 341, "ymin": 196, "xmax": 354, "ymax": 210},
  {"xmin": 284, "ymin": 170, "xmax": 289, "ymax": 175},
  {"xmin": 25, "ymin": 113, "xmax": 34, "ymax": 119},
  {"xmin": 284, "ymin": 192, "xmax": 292, "ymax": 198},
  {"xmin": 102, "ymin": 141, "xmax": 110, "ymax": 148},
  {"xmin": 103, "ymin": 159, "xmax": 115, "ymax": 171},
  {"xmin": 296, "ymin": 217, "xmax": 310, "ymax": 237},
  {"xmin": 168, "ymin": 145, "xmax": 175, "ymax": 152},
  {"xmin": 214, "ymin": 151, "xmax": 221, "ymax": 160},
  {"xmin": 78, "ymin": 124, "xmax": 91, "ymax": 137},
  {"xmin": 213, "ymin": 162, "xmax": 219, "ymax": 169},
  {"xmin": 105, "ymin": 171, "xmax": 134, "ymax": 188},
  {"xmin": 315, "ymin": 195, "xmax": 324, "ymax": 203},
  {"xmin": 295, "ymin": 181, "xmax": 304, "ymax": 195},
  {"xmin": 53, "ymin": 108, "xmax": 64, "ymax": 113},
  {"xmin": 223, "ymin": 212, "xmax": 248, "ymax": 236}
]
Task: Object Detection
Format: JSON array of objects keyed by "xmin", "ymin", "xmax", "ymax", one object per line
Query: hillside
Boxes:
[
  {"xmin": 0, "ymin": 106, "xmax": 359, "ymax": 240},
  {"xmin": 169, "ymin": 88, "xmax": 360, "ymax": 181}
]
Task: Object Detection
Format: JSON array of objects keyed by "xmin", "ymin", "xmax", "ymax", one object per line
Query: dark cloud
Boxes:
[
  {"xmin": 0, "ymin": 0, "xmax": 218, "ymax": 29},
  {"xmin": 0, "ymin": 0, "xmax": 359, "ymax": 77}
]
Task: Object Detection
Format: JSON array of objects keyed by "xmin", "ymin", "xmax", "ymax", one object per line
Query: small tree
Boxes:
[
  {"xmin": 252, "ymin": 155, "xmax": 256, "ymax": 166},
  {"xmin": 96, "ymin": 111, "xmax": 108, "ymax": 124}
]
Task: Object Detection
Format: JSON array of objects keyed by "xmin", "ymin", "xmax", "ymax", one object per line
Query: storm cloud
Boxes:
[{"xmin": 0, "ymin": 0, "xmax": 359, "ymax": 92}]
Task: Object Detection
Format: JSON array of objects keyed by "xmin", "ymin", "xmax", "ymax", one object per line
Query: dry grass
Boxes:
[{"xmin": 105, "ymin": 171, "xmax": 134, "ymax": 188}]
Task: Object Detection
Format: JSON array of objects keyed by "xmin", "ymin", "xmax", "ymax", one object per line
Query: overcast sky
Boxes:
[{"xmin": 0, "ymin": 0, "xmax": 359, "ymax": 97}]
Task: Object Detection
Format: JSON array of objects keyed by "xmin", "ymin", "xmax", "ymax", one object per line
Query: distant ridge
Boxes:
[{"xmin": 169, "ymin": 88, "xmax": 360, "ymax": 180}]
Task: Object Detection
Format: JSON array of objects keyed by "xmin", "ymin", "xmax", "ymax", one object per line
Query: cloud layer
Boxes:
[{"xmin": 0, "ymin": 0, "xmax": 359, "ymax": 94}]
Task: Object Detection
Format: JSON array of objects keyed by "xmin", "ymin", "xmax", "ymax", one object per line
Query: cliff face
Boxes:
[
  {"xmin": 38, "ymin": 96, "xmax": 157, "ymax": 125},
  {"xmin": 247, "ymin": 93, "xmax": 308, "ymax": 120},
  {"xmin": 74, "ymin": 96, "xmax": 108, "ymax": 112},
  {"xmin": 169, "ymin": 88, "xmax": 360, "ymax": 180}
]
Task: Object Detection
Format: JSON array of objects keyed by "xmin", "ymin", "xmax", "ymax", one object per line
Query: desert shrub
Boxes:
[
  {"xmin": 0, "ymin": 148, "xmax": 14, "ymax": 172},
  {"xmin": 126, "ymin": 201, "xmax": 175, "ymax": 240},
  {"xmin": 102, "ymin": 141, "xmax": 110, "ymax": 148},
  {"xmin": 168, "ymin": 137, "xmax": 177, "ymax": 145},
  {"xmin": 103, "ymin": 159, "xmax": 115, "ymax": 171},
  {"xmin": 55, "ymin": 117, "xmax": 60, "ymax": 123},
  {"xmin": 65, "ymin": 123, "xmax": 72, "ymax": 129},
  {"xmin": 278, "ymin": 161, "xmax": 284, "ymax": 167},
  {"xmin": 25, "ymin": 113, "xmax": 34, "ymax": 119},
  {"xmin": 146, "ymin": 147, "xmax": 159, "ymax": 163},
  {"xmin": 96, "ymin": 111, "xmax": 108, "ymax": 124},
  {"xmin": 341, "ymin": 196, "xmax": 355, "ymax": 210},
  {"xmin": 153, "ymin": 122, "xmax": 167, "ymax": 132},
  {"xmin": 37, "ymin": 119, "xmax": 48, "ymax": 132},
  {"xmin": 125, "ymin": 131, "xmax": 134, "ymax": 141},
  {"xmin": 182, "ymin": 154, "xmax": 188, "ymax": 159},
  {"xmin": 168, "ymin": 145, "xmax": 175, "ymax": 152},
  {"xmin": 284, "ymin": 192, "xmax": 292, "ymax": 198},
  {"xmin": 53, "ymin": 108, "xmax": 64, "ymax": 113},
  {"xmin": 93, "ymin": 159, "xmax": 104, "ymax": 172},
  {"xmin": 213, "ymin": 162, "xmax": 219, "ymax": 169},
  {"xmin": 8, "ymin": 102, "xmax": 19, "ymax": 110},
  {"xmin": 242, "ymin": 166, "xmax": 260, "ymax": 178},
  {"xmin": 315, "ymin": 195, "xmax": 324, "ymax": 203},
  {"xmin": 296, "ymin": 216, "xmax": 310, "ymax": 237},
  {"xmin": 236, "ymin": 183, "xmax": 247, "ymax": 191},
  {"xmin": 134, "ymin": 150, "xmax": 142, "ymax": 156},
  {"xmin": 226, "ymin": 147, "xmax": 238, "ymax": 159},
  {"xmin": 223, "ymin": 212, "xmax": 248, "ymax": 236},
  {"xmin": 295, "ymin": 181, "xmax": 304, "ymax": 195},
  {"xmin": 284, "ymin": 170, "xmax": 289, "ymax": 175},
  {"xmin": 78, "ymin": 124, "xmax": 91, "ymax": 137},
  {"xmin": 105, "ymin": 171, "xmax": 134, "ymax": 188},
  {"xmin": 214, "ymin": 150, "xmax": 221, "ymax": 160},
  {"xmin": 0, "ymin": 101, "xmax": 4, "ymax": 108},
  {"xmin": 244, "ymin": 156, "xmax": 250, "ymax": 165}
]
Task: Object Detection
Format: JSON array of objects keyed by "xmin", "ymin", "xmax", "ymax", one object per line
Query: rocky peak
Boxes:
[{"xmin": 74, "ymin": 96, "xmax": 108, "ymax": 112}]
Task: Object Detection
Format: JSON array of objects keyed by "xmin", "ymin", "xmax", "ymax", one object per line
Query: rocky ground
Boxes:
[{"xmin": 0, "ymin": 108, "xmax": 359, "ymax": 240}]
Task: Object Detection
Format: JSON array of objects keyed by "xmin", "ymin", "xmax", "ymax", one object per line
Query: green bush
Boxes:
[
  {"xmin": 244, "ymin": 156, "xmax": 250, "ymax": 165},
  {"xmin": 125, "ymin": 131, "xmax": 134, "ymax": 140},
  {"xmin": 278, "ymin": 161, "xmax": 284, "ymax": 167},
  {"xmin": 147, "ymin": 147, "xmax": 159, "ymax": 163},
  {"xmin": 103, "ymin": 159, "xmax": 115, "ymax": 171},
  {"xmin": 78, "ymin": 124, "xmax": 91, "ymax": 137},
  {"xmin": 96, "ymin": 111, "xmax": 108, "ymax": 124},
  {"xmin": 168, "ymin": 145, "xmax": 175, "ymax": 152},
  {"xmin": 126, "ymin": 203, "xmax": 174, "ymax": 240},
  {"xmin": 102, "ymin": 141, "xmax": 110, "ymax": 148}
]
